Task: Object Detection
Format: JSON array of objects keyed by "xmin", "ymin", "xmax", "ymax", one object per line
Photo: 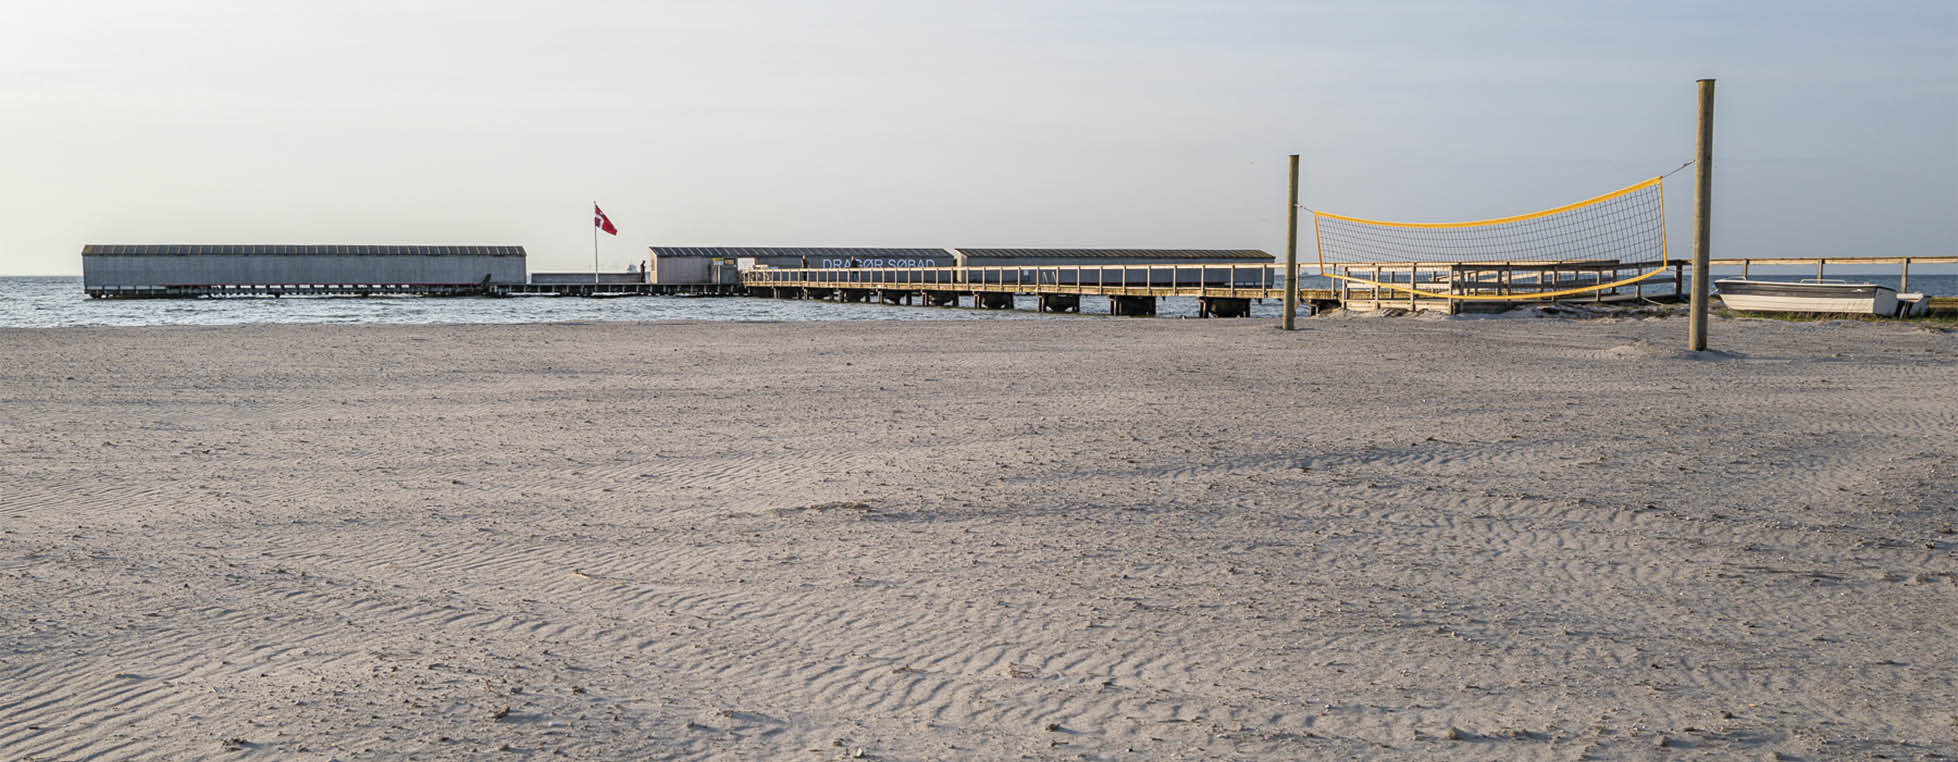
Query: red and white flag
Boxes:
[{"xmin": 594, "ymin": 204, "xmax": 618, "ymax": 235}]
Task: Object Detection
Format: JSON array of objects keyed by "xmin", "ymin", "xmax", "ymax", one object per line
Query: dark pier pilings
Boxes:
[
  {"xmin": 1037, "ymin": 294, "xmax": 1080, "ymax": 313},
  {"xmin": 1109, "ymin": 295, "xmax": 1157, "ymax": 316},
  {"xmin": 1198, "ymin": 297, "xmax": 1250, "ymax": 318}
]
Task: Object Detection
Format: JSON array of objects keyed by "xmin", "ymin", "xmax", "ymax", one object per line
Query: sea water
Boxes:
[
  {"xmin": 0, "ymin": 276, "xmax": 1331, "ymax": 328},
  {"xmin": 4, "ymin": 274, "xmax": 1948, "ymax": 329}
]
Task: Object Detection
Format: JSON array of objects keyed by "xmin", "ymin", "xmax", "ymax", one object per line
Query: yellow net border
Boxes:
[{"xmin": 1311, "ymin": 176, "xmax": 1670, "ymax": 302}]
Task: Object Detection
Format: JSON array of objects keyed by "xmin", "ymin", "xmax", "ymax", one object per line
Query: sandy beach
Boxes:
[{"xmin": 2, "ymin": 314, "xmax": 1954, "ymax": 761}]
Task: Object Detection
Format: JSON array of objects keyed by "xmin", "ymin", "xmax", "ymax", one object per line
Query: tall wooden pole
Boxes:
[
  {"xmin": 1689, "ymin": 79, "xmax": 1715, "ymax": 351},
  {"xmin": 1283, "ymin": 154, "xmax": 1300, "ymax": 330}
]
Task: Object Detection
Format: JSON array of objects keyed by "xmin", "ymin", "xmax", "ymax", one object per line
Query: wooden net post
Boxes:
[
  {"xmin": 1283, "ymin": 154, "xmax": 1300, "ymax": 330},
  {"xmin": 1689, "ymin": 78, "xmax": 1716, "ymax": 351}
]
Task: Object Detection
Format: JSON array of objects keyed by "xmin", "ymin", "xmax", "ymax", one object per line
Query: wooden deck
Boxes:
[
  {"xmin": 1329, "ymin": 260, "xmax": 1682, "ymax": 314},
  {"xmin": 87, "ymin": 257, "xmax": 1952, "ymax": 316},
  {"xmin": 741, "ymin": 263, "xmax": 1340, "ymax": 316},
  {"xmin": 497, "ymin": 283, "xmax": 741, "ymax": 297},
  {"xmin": 741, "ymin": 262, "xmax": 1666, "ymax": 316},
  {"xmin": 1710, "ymin": 255, "xmax": 1958, "ymax": 293},
  {"xmin": 741, "ymin": 257, "xmax": 1956, "ymax": 317}
]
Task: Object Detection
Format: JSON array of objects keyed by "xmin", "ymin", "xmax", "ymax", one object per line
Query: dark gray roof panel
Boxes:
[
  {"xmin": 651, "ymin": 246, "xmax": 949, "ymax": 259},
  {"xmin": 81, "ymin": 244, "xmax": 527, "ymax": 257},
  {"xmin": 956, "ymin": 248, "xmax": 1273, "ymax": 261}
]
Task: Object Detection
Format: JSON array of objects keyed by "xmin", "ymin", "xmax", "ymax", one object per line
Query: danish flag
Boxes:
[{"xmin": 594, "ymin": 205, "xmax": 618, "ymax": 235}]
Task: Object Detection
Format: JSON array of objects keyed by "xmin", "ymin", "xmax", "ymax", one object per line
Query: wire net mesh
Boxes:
[{"xmin": 1311, "ymin": 177, "xmax": 1668, "ymax": 301}]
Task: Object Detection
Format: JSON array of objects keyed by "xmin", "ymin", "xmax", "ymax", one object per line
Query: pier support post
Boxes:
[
  {"xmin": 1199, "ymin": 297, "xmax": 1251, "ymax": 318},
  {"xmin": 1110, "ymin": 295, "xmax": 1156, "ymax": 316},
  {"xmin": 1038, "ymin": 294, "xmax": 1080, "ymax": 313},
  {"xmin": 1689, "ymin": 78, "xmax": 1715, "ymax": 351}
]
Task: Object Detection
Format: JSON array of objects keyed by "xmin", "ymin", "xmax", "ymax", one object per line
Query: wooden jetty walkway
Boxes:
[
  {"xmin": 742, "ymin": 263, "xmax": 1339, "ymax": 316},
  {"xmin": 497, "ymin": 282, "xmax": 741, "ymax": 297},
  {"xmin": 1711, "ymin": 256, "xmax": 1958, "ymax": 293},
  {"xmin": 84, "ymin": 255, "xmax": 1954, "ymax": 314},
  {"xmin": 743, "ymin": 257, "xmax": 1958, "ymax": 316},
  {"xmin": 1710, "ymin": 256, "xmax": 1958, "ymax": 313}
]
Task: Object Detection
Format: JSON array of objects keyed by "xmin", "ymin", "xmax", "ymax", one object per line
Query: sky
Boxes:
[{"xmin": 1, "ymin": 0, "xmax": 1952, "ymax": 275}]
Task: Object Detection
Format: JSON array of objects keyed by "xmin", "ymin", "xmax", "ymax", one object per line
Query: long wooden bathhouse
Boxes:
[{"xmin": 82, "ymin": 244, "xmax": 529, "ymax": 298}]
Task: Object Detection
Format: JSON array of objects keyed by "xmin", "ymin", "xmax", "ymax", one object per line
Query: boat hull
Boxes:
[{"xmin": 1714, "ymin": 280, "xmax": 1900, "ymax": 316}]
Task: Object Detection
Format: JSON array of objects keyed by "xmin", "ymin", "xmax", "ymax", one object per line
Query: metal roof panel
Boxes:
[
  {"xmin": 649, "ymin": 246, "xmax": 950, "ymax": 259},
  {"xmin": 78, "ymin": 244, "xmax": 529, "ymax": 257},
  {"xmin": 955, "ymin": 248, "xmax": 1274, "ymax": 261}
]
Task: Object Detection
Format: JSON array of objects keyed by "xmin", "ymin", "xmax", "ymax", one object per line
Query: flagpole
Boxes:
[{"xmin": 592, "ymin": 201, "xmax": 600, "ymax": 284}]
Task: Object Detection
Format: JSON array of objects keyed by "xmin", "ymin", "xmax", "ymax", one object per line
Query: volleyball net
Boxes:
[{"xmin": 1309, "ymin": 176, "xmax": 1670, "ymax": 302}]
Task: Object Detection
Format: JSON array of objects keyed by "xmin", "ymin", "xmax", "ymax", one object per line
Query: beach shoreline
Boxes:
[{"xmin": 2, "ymin": 317, "xmax": 1954, "ymax": 760}]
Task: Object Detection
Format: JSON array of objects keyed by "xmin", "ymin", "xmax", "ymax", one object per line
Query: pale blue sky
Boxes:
[{"xmin": 1, "ymin": 0, "xmax": 1951, "ymax": 275}]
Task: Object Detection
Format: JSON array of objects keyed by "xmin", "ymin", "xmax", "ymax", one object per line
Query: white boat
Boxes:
[{"xmin": 1714, "ymin": 278, "xmax": 1905, "ymax": 316}]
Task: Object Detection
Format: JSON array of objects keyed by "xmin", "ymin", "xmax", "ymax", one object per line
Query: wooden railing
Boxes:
[
  {"xmin": 1708, "ymin": 256, "xmax": 1958, "ymax": 292},
  {"xmin": 742, "ymin": 263, "xmax": 1292, "ymax": 297},
  {"xmin": 739, "ymin": 256, "xmax": 1957, "ymax": 307}
]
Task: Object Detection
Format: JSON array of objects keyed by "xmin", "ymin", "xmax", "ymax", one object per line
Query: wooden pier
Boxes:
[
  {"xmin": 741, "ymin": 263, "xmax": 1341, "ymax": 316},
  {"xmin": 496, "ymin": 282, "xmax": 742, "ymax": 297},
  {"xmin": 84, "ymin": 256, "xmax": 1954, "ymax": 315},
  {"xmin": 1709, "ymin": 256, "xmax": 1958, "ymax": 293},
  {"xmin": 1329, "ymin": 260, "xmax": 1680, "ymax": 314},
  {"xmin": 742, "ymin": 256, "xmax": 1956, "ymax": 317}
]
